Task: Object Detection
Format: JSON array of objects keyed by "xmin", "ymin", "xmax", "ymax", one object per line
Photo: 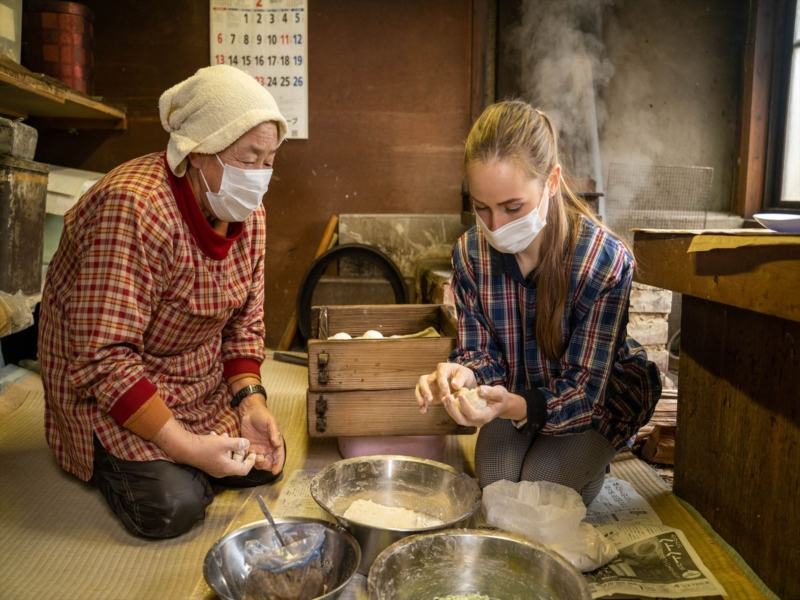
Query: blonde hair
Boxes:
[{"xmin": 465, "ymin": 100, "xmax": 609, "ymax": 360}]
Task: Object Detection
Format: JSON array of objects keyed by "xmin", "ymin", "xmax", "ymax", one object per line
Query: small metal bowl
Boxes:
[
  {"xmin": 368, "ymin": 529, "xmax": 592, "ymax": 599},
  {"xmin": 203, "ymin": 517, "xmax": 360, "ymax": 600},
  {"xmin": 310, "ymin": 455, "xmax": 482, "ymax": 574}
]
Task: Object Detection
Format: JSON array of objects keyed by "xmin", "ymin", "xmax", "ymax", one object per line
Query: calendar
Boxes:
[{"xmin": 210, "ymin": 0, "xmax": 309, "ymax": 139}]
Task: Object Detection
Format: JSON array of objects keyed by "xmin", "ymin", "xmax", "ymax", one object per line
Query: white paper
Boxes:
[
  {"xmin": 210, "ymin": 0, "xmax": 309, "ymax": 139},
  {"xmin": 586, "ymin": 477, "xmax": 662, "ymax": 528},
  {"xmin": 584, "ymin": 478, "xmax": 726, "ymax": 598}
]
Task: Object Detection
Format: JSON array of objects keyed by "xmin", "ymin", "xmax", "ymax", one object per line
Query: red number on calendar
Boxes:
[
  {"xmin": 215, "ymin": 54, "xmax": 225, "ymax": 64},
  {"xmin": 217, "ymin": 33, "xmax": 223, "ymax": 44}
]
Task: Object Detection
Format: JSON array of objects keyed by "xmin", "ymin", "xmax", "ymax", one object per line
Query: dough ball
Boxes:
[
  {"xmin": 328, "ymin": 332, "xmax": 352, "ymax": 340},
  {"xmin": 457, "ymin": 387, "xmax": 488, "ymax": 410},
  {"xmin": 360, "ymin": 329, "xmax": 384, "ymax": 339}
]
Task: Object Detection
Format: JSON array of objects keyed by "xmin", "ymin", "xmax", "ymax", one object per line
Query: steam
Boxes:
[{"xmin": 512, "ymin": 0, "xmax": 614, "ymax": 199}]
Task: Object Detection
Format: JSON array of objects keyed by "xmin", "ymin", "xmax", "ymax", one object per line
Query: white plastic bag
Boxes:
[{"xmin": 482, "ymin": 479, "xmax": 617, "ymax": 572}]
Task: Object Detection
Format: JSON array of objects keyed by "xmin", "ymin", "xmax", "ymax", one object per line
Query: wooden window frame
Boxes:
[
  {"xmin": 763, "ymin": 0, "xmax": 799, "ymax": 212},
  {"xmin": 736, "ymin": 0, "xmax": 798, "ymax": 217}
]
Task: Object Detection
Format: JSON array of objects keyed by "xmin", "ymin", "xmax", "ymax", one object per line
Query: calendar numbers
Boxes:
[{"xmin": 210, "ymin": 0, "xmax": 308, "ymax": 139}]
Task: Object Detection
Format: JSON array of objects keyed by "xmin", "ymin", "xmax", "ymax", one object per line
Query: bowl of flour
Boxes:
[
  {"xmin": 368, "ymin": 529, "xmax": 591, "ymax": 599},
  {"xmin": 310, "ymin": 455, "xmax": 481, "ymax": 574}
]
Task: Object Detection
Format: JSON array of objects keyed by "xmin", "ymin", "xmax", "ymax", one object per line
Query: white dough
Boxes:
[
  {"xmin": 457, "ymin": 388, "xmax": 488, "ymax": 410},
  {"xmin": 342, "ymin": 499, "xmax": 443, "ymax": 529},
  {"xmin": 360, "ymin": 329, "xmax": 384, "ymax": 339},
  {"xmin": 328, "ymin": 332, "xmax": 352, "ymax": 340}
]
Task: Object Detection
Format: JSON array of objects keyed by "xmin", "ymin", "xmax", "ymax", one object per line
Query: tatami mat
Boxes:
[
  {"xmin": 0, "ymin": 355, "xmax": 778, "ymax": 600},
  {"xmin": 0, "ymin": 371, "xmax": 256, "ymax": 600}
]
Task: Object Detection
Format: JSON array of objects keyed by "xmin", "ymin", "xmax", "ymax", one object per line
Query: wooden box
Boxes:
[{"xmin": 307, "ymin": 304, "xmax": 474, "ymax": 437}]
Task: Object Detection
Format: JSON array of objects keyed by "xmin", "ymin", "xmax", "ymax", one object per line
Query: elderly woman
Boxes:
[{"xmin": 38, "ymin": 65, "xmax": 287, "ymax": 538}]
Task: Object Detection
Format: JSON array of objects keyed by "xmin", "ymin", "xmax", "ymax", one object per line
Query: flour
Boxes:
[
  {"xmin": 342, "ymin": 499, "xmax": 444, "ymax": 529},
  {"xmin": 433, "ymin": 595, "xmax": 492, "ymax": 600}
]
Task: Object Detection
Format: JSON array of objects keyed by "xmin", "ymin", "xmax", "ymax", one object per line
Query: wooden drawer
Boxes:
[
  {"xmin": 306, "ymin": 304, "xmax": 474, "ymax": 437},
  {"xmin": 308, "ymin": 304, "xmax": 457, "ymax": 391},
  {"xmin": 307, "ymin": 389, "xmax": 474, "ymax": 437}
]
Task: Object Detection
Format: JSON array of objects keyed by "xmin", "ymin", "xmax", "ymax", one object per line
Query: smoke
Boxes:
[{"xmin": 511, "ymin": 0, "xmax": 614, "ymax": 191}]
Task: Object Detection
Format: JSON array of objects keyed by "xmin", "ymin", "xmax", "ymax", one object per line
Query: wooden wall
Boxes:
[{"xmin": 36, "ymin": 0, "xmax": 478, "ymax": 346}]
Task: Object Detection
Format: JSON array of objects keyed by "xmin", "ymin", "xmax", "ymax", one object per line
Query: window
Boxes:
[
  {"xmin": 780, "ymin": 7, "xmax": 800, "ymax": 204},
  {"xmin": 765, "ymin": 0, "xmax": 800, "ymax": 211}
]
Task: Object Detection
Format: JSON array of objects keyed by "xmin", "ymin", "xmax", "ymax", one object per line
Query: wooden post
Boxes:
[
  {"xmin": 734, "ymin": 0, "xmax": 776, "ymax": 218},
  {"xmin": 276, "ymin": 214, "xmax": 339, "ymax": 351}
]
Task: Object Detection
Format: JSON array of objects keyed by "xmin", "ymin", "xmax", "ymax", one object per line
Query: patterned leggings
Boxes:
[{"xmin": 475, "ymin": 419, "xmax": 617, "ymax": 505}]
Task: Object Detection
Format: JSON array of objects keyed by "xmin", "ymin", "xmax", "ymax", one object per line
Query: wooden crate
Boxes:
[{"xmin": 306, "ymin": 304, "xmax": 474, "ymax": 437}]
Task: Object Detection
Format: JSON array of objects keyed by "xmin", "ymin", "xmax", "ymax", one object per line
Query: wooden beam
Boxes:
[
  {"xmin": 470, "ymin": 0, "xmax": 496, "ymax": 124},
  {"xmin": 734, "ymin": 0, "xmax": 776, "ymax": 218}
]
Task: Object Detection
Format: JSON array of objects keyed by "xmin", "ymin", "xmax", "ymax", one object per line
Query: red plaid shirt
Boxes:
[{"xmin": 39, "ymin": 153, "xmax": 266, "ymax": 481}]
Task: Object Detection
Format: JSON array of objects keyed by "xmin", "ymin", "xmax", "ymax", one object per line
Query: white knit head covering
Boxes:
[{"xmin": 159, "ymin": 65, "xmax": 288, "ymax": 176}]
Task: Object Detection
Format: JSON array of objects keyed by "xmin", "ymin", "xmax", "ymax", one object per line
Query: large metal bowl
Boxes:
[
  {"xmin": 310, "ymin": 455, "xmax": 481, "ymax": 574},
  {"xmin": 203, "ymin": 517, "xmax": 360, "ymax": 600},
  {"xmin": 368, "ymin": 529, "xmax": 592, "ymax": 599}
]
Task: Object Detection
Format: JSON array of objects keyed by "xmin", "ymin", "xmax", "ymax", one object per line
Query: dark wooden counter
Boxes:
[{"xmin": 634, "ymin": 229, "xmax": 800, "ymax": 599}]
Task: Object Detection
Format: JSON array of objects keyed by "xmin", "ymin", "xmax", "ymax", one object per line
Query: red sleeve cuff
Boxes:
[
  {"xmin": 223, "ymin": 358, "xmax": 262, "ymax": 380},
  {"xmin": 108, "ymin": 377, "xmax": 159, "ymax": 426}
]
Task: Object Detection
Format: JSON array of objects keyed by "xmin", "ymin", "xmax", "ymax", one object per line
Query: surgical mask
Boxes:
[
  {"xmin": 476, "ymin": 182, "xmax": 550, "ymax": 254},
  {"xmin": 199, "ymin": 154, "xmax": 273, "ymax": 222}
]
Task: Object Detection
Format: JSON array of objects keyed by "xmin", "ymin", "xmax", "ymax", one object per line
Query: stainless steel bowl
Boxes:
[
  {"xmin": 368, "ymin": 529, "xmax": 592, "ymax": 600},
  {"xmin": 203, "ymin": 517, "xmax": 361, "ymax": 600},
  {"xmin": 310, "ymin": 455, "xmax": 482, "ymax": 574}
]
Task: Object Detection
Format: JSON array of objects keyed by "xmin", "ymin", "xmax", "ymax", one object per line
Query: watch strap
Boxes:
[{"xmin": 231, "ymin": 383, "xmax": 267, "ymax": 408}]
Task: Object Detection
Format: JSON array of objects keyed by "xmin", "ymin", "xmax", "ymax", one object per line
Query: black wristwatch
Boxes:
[{"xmin": 230, "ymin": 383, "xmax": 267, "ymax": 408}]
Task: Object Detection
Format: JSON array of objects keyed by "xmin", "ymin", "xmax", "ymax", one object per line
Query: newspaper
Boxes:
[{"xmin": 584, "ymin": 478, "xmax": 726, "ymax": 598}]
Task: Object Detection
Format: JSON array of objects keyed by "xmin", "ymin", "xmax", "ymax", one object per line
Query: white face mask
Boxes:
[
  {"xmin": 199, "ymin": 154, "xmax": 273, "ymax": 222},
  {"xmin": 476, "ymin": 181, "xmax": 550, "ymax": 254}
]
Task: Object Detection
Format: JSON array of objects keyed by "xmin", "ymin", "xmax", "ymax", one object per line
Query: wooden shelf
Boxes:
[{"xmin": 0, "ymin": 58, "xmax": 126, "ymax": 130}]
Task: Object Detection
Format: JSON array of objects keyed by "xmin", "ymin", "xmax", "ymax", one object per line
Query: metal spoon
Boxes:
[{"xmin": 256, "ymin": 493, "xmax": 288, "ymax": 548}]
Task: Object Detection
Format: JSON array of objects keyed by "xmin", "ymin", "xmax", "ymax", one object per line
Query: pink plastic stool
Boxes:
[{"xmin": 337, "ymin": 435, "xmax": 446, "ymax": 462}]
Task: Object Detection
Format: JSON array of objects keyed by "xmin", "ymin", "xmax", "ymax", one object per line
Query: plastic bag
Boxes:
[
  {"xmin": 243, "ymin": 523, "xmax": 326, "ymax": 600},
  {"xmin": 0, "ymin": 291, "xmax": 37, "ymax": 337},
  {"xmin": 482, "ymin": 480, "xmax": 618, "ymax": 572}
]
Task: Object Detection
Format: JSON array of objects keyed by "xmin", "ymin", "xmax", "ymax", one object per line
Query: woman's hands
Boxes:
[
  {"xmin": 415, "ymin": 362, "xmax": 477, "ymax": 413},
  {"xmin": 445, "ymin": 384, "xmax": 527, "ymax": 427},
  {"xmin": 152, "ymin": 417, "xmax": 257, "ymax": 478},
  {"xmin": 415, "ymin": 362, "xmax": 527, "ymax": 427},
  {"xmin": 238, "ymin": 395, "xmax": 285, "ymax": 475}
]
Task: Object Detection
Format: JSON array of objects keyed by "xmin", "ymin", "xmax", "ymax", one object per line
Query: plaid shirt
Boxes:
[
  {"xmin": 39, "ymin": 153, "xmax": 266, "ymax": 481},
  {"xmin": 450, "ymin": 216, "xmax": 660, "ymax": 449}
]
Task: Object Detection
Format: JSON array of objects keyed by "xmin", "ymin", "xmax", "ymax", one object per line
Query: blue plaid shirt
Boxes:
[{"xmin": 449, "ymin": 215, "xmax": 660, "ymax": 449}]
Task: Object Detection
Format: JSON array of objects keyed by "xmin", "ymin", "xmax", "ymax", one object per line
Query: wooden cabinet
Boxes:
[{"xmin": 634, "ymin": 229, "xmax": 800, "ymax": 600}]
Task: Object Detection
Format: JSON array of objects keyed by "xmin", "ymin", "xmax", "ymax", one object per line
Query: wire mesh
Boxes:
[{"xmin": 605, "ymin": 163, "xmax": 715, "ymax": 243}]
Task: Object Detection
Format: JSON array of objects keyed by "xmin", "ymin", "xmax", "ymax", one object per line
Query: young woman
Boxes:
[{"xmin": 416, "ymin": 100, "xmax": 660, "ymax": 505}]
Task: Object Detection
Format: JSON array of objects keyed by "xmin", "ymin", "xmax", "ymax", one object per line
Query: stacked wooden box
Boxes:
[{"xmin": 306, "ymin": 304, "xmax": 474, "ymax": 438}]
